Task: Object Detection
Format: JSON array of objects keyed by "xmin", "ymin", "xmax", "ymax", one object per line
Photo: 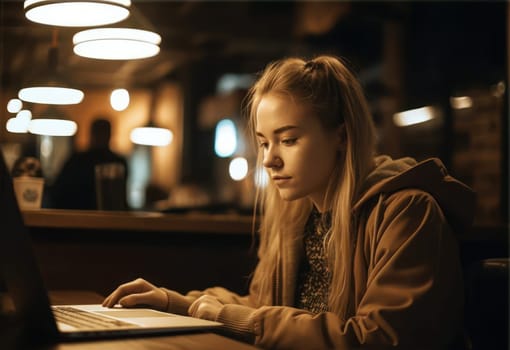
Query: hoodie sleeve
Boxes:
[
  {"xmin": 161, "ymin": 286, "xmax": 257, "ymax": 317},
  {"xmin": 214, "ymin": 189, "xmax": 464, "ymax": 350},
  {"xmin": 161, "ymin": 244, "xmax": 265, "ymax": 315}
]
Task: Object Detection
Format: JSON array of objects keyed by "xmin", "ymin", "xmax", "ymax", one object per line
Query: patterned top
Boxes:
[{"xmin": 295, "ymin": 208, "xmax": 332, "ymax": 313}]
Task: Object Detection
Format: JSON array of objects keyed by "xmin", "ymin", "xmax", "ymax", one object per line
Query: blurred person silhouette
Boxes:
[{"xmin": 51, "ymin": 117, "xmax": 128, "ymax": 210}]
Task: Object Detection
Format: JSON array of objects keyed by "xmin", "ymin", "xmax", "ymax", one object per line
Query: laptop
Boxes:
[{"xmin": 0, "ymin": 152, "xmax": 221, "ymax": 346}]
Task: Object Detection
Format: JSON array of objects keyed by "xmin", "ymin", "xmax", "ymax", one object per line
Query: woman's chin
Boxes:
[{"xmin": 277, "ymin": 189, "xmax": 304, "ymax": 202}]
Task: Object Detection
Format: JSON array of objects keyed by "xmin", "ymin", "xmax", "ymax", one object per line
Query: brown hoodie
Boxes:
[{"xmin": 163, "ymin": 156, "xmax": 476, "ymax": 350}]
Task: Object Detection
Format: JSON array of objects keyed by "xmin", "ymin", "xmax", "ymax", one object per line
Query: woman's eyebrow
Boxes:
[{"xmin": 256, "ymin": 125, "xmax": 299, "ymax": 138}]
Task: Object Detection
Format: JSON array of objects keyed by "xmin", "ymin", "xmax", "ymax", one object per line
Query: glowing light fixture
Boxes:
[
  {"xmin": 214, "ymin": 118, "xmax": 237, "ymax": 157},
  {"xmin": 73, "ymin": 28, "xmax": 161, "ymax": 60},
  {"xmin": 19, "ymin": 31, "xmax": 84, "ymax": 105},
  {"xmin": 6, "ymin": 110, "xmax": 32, "ymax": 133},
  {"xmin": 110, "ymin": 88, "xmax": 130, "ymax": 111},
  {"xmin": 6, "ymin": 118, "xmax": 28, "ymax": 133},
  {"xmin": 229, "ymin": 157, "xmax": 248, "ymax": 181},
  {"xmin": 28, "ymin": 107, "xmax": 77, "ymax": 136},
  {"xmin": 450, "ymin": 96, "xmax": 473, "ymax": 110},
  {"xmin": 130, "ymin": 126, "xmax": 173, "ymax": 146},
  {"xmin": 29, "ymin": 119, "xmax": 77, "ymax": 137},
  {"xmin": 130, "ymin": 87, "xmax": 173, "ymax": 146},
  {"xmin": 393, "ymin": 106, "xmax": 437, "ymax": 127},
  {"xmin": 19, "ymin": 85, "xmax": 84, "ymax": 105},
  {"xmin": 24, "ymin": 0, "xmax": 131, "ymax": 27},
  {"xmin": 7, "ymin": 99, "xmax": 23, "ymax": 113},
  {"xmin": 491, "ymin": 81, "xmax": 506, "ymax": 98}
]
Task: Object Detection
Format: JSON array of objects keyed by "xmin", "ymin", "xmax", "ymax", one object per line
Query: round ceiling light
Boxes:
[
  {"xmin": 73, "ymin": 28, "xmax": 161, "ymax": 60},
  {"xmin": 130, "ymin": 127, "xmax": 173, "ymax": 147},
  {"xmin": 27, "ymin": 106, "xmax": 78, "ymax": 136},
  {"xmin": 24, "ymin": 0, "xmax": 131, "ymax": 27},
  {"xmin": 110, "ymin": 88, "xmax": 130, "ymax": 111},
  {"xmin": 29, "ymin": 118, "xmax": 78, "ymax": 136},
  {"xmin": 6, "ymin": 110, "xmax": 32, "ymax": 134},
  {"xmin": 19, "ymin": 86, "xmax": 84, "ymax": 105},
  {"xmin": 7, "ymin": 99, "xmax": 23, "ymax": 113}
]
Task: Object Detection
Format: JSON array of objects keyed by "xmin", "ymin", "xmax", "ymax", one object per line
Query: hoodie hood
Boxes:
[{"xmin": 353, "ymin": 155, "xmax": 476, "ymax": 233}]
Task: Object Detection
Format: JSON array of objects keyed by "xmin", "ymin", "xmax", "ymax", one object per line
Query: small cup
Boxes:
[{"xmin": 13, "ymin": 176, "xmax": 45, "ymax": 210}]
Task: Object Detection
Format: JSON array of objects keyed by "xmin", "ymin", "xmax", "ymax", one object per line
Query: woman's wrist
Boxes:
[
  {"xmin": 160, "ymin": 288, "xmax": 195, "ymax": 315},
  {"xmin": 160, "ymin": 287, "xmax": 170, "ymax": 311},
  {"xmin": 216, "ymin": 304, "xmax": 257, "ymax": 343}
]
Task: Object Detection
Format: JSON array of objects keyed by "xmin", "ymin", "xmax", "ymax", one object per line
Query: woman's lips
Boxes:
[{"xmin": 272, "ymin": 176, "xmax": 291, "ymax": 185}]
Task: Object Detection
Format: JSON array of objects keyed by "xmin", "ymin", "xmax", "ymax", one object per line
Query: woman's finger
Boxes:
[
  {"xmin": 118, "ymin": 288, "xmax": 167, "ymax": 310},
  {"xmin": 102, "ymin": 278, "xmax": 154, "ymax": 307},
  {"xmin": 188, "ymin": 295, "xmax": 222, "ymax": 320},
  {"xmin": 188, "ymin": 297, "xmax": 201, "ymax": 316},
  {"xmin": 118, "ymin": 291, "xmax": 153, "ymax": 308}
]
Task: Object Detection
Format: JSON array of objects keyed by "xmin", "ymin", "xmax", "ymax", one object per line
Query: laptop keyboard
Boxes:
[{"xmin": 53, "ymin": 306, "xmax": 137, "ymax": 330}]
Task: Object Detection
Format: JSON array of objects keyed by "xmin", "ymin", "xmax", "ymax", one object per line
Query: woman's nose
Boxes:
[{"xmin": 262, "ymin": 147, "xmax": 283, "ymax": 169}]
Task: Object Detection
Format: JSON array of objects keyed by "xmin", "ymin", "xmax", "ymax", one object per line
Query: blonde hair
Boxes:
[{"xmin": 245, "ymin": 56, "xmax": 377, "ymax": 319}]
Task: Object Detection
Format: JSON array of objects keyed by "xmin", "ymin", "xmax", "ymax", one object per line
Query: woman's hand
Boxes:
[
  {"xmin": 188, "ymin": 295, "xmax": 223, "ymax": 321},
  {"xmin": 102, "ymin": 278, "xmax": 168, "ymax": 311}
]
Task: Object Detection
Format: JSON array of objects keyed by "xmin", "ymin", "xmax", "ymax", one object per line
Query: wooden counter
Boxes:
[
  {"xmin": 23, "ymin": 209, "xmax": 256, "ymax": 235},
  {"xmin": 23, "ymin": 209, "xmax": 259, "ymax": 298},
  {"xmin": 22, "ymin": 209, "xmax": 508, "ymax": 300}
]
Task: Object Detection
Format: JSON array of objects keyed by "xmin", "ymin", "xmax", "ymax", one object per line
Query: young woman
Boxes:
[{"xmin": 103, "ymin": 56, "xmax": 475, "ymax": 349}]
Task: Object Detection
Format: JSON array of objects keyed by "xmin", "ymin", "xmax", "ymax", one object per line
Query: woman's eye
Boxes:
[
  {"xmin": 258, "ymin": 141, "xmax": 268, "ymax": 149},
  {"xmin": 281, "ymin": 138, "xmax": 297, "ymax": 146}
]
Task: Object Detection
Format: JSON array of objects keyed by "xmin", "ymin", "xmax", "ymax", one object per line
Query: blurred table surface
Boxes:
[
  {"xmin": 22, "ymin": 208, "xmax": 259, "ymax": 304},
  {"xmin": 23, "ymin": 208, "xmax": 255, "ymax": 235},
  {"xmin": 22, "ymin": 208, "xmax": 509, "ymax": 239},
  {"xmin": 35, "ymin": 290, "xmax": 260, "ymax": 350}
]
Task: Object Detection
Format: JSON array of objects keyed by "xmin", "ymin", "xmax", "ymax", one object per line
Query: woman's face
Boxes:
[{"xmin": 255, "ymin": 93, "xmax": 342, "ymax": 211}]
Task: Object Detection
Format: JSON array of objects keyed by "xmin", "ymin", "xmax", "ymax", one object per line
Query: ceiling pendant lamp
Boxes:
[
  {"xmin": 19, "ymin": 30, "xmax": 84, "ymax": 105},
  {"xmin": 110, "ymin": 88, "xmax": 130, "ymax": 111},
  {"xmin": 73, "ymin": 28, "xmax": 161, "ymax": 60},
  {"xmin": 6, "ymin": 110, "xmax": 32, "ymax": 134},
  {"xmin": 28, "ymin": 106, "xmax": 77, "ymax": 137},
  {"xmin": 29, "ymin": 119, "xmax": 77, "ymax": 136},
  {"xmin": 19, "ymin": 84, "xmax": 84, "ymax": 105},
  {"xmin": 6, "ymin": 99, "xmax": 23, "ymax": 113},
  {"xmin": 130, "ymin": 86, "xmax": 172, "ymax": 147},
  {"xmin": 24, "ymin": 0, "xmax": 131, "ymax": 27},
  {"xmin": 130, "ymin": 124, "xmax": 173, "ymax": 147}
]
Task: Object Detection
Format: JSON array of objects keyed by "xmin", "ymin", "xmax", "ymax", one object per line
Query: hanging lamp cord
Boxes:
[{"xmin": 48, "ymin": 28, "xmax": 60, "ymax": 73}]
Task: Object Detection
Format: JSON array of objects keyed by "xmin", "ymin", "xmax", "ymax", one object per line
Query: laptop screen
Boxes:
[{"xmin": 0, "ymin": 152, "xmax": 59, "ymax": 345}]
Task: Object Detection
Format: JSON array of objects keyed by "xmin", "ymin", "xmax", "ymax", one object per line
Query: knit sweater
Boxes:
[
  {"xmin": 162, "ymin": 156, "xmax": 475, "ymax": 349},
  {"xmin": 294, "ymin": 207, "xmax": 331, "ymax": 313}
]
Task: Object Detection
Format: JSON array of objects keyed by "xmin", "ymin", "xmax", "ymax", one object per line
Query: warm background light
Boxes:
[
  {"xmin": 6, "ymin": 110, "xmax": 32, "ymax": 134},
  {"xmin": 29, "ymin": 119, "xmax": 77, "ymax": 136},
  {"xmin": 18, "ymin": 86, "xmax": 84, "ymax": 105},
  {"xmin": 110, "ymin": 88, "xmax": 130, "ymax": 111},
  {"xmin": 130, "ymin": 127, "xmax": 173, "ymax": 147},
  {"xmin": 73, "ymin": 28, "xmax": 161, "ymax": 60},
  {"xmin": 393, "ymin": 106, "xmax": 437, "ymax": 127},
  {"xmin": 24, "ymin": 0, "xmax": 131, "ymax": 27},
  {"xmin": 450, "ymin": 96, "xmax": 473, "ymax": 110},
  {"xmin": 7, "ymin": 98, "xmax": 22, "ymax": 113},
  {"xmin": 214, "ymin": 119, "xmax": 237, "ymax": 158},
  {"xmin": 229, "ymin": 157, "xmax": 248, "ymax": 181}
]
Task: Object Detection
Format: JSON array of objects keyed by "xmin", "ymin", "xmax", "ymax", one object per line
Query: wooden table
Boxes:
[
  {"xmin": 35, "ymin": 291, "xmax": 260, "ymax": 350},
  {"xmin": 23, "ymin": 209, "xmax": 255, "ymax": 234},
  {"xmin": 23, "ymin": 209, "xmax": 259, "ymax": 297},
  {"xmin": 23, "ymin": 210, "xmax": 508, "ymax": 295}
]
